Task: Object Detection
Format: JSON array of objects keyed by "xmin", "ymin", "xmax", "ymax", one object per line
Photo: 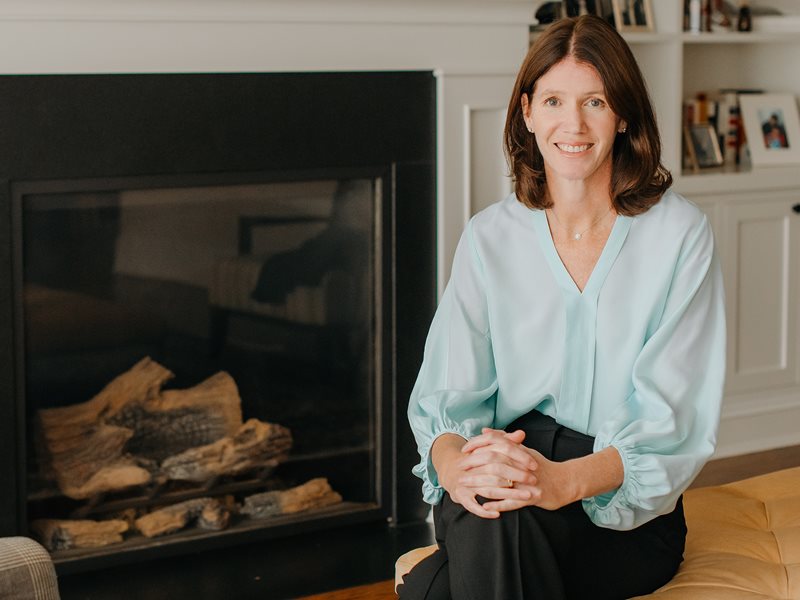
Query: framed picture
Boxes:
[
  {"xmin": 739, "ymin": 93, "xmax": 800, "ymax": 166},
  {"xmin": 611, "ymin": 0, "xmax": 654, "ymax": 32},
  {"xmin": 684, "ymin": 124, "xmax": 724, "ymax": 170}
]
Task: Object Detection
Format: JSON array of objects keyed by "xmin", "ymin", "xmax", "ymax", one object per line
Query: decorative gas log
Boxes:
[
  {"xmin": 241, "ymin": 478, "xmax": 343, "ymax": 520},
  {"xmin": 134, "ymin": 497, "xmax": 230, "ymax": 538},
  {"xmin": 37, "ymin": 357, "xmax": 244, "ymax": 499},
  {"xmin": 30, "ymin": 518, "xmax": 129, "ymax": 551},
  {"xmin": 162, "ymin": 419, "xmax": 293, "ymax": 483}
]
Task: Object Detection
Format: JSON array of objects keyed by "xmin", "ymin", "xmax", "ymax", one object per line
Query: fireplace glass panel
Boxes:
[{"xmin": 18, "ymin": 175, "xmax": 384, "ymax": 557}]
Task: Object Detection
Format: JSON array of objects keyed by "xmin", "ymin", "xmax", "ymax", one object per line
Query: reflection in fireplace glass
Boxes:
[{"xmin": 20, "ymin": 176, "xmax": 381, "ymax": 555}]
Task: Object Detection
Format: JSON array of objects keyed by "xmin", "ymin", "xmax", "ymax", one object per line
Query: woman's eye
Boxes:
[
  {"xmin": 544, "ymin": 97, "xmax": 559, "ymax": 107},
  {"xmin": 587, "ymin": 98, "xmax": 605, "ymax": 108}
]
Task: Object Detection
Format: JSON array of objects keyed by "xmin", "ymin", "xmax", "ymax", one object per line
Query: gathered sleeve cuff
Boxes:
[
  {"xmin": 408, "ymin": 219, "xmax": 498, "ymax": 505},
  {"xmin": 583, "ymin": 214, "xmax": 726, "ymax": 530}
]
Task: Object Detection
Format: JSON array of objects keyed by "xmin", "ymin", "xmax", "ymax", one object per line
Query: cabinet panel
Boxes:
[
  {"xmin": 723, "ymin": 195, "xmax": 800, "ymax": 394},
  {"xmin": 436, "ymin": 73, "xmax": 515, "ymax": 294},
  {"xmin": 467, "ymin": 107, "xmax": 512, "ymax": 216}
]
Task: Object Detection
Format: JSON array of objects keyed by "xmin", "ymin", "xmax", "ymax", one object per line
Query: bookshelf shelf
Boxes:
[
  {"xmin": 681, "ymin": 32, "xmax": 800, "ymax": 44},
  {"xmin": 675, "ymin": 166, "xmax": 800, "ymax": 196}
]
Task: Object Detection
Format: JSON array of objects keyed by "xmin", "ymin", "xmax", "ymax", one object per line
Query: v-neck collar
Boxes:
[{"xmin": 532, "ymin": 208, "xmax": 631, "ymax": 299}]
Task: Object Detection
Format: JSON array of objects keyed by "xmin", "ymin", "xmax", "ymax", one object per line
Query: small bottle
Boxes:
[
  {"xmin": 737, "ymin": 2, "xmax": 752, "ymax": 32},
  {"xmin": 689, "ymin": 0, "xmax": 702, "ymax": 33}
]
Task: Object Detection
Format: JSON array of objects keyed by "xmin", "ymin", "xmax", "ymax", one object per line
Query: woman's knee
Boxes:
[{"xmin": 397, "ymin": 548, "xmax": 451, "ymax": 600}]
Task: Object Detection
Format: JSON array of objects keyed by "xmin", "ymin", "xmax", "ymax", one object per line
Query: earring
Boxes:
[{"xmin": 619, "ymin": 126, "xmax": 627, "ymax": 133}]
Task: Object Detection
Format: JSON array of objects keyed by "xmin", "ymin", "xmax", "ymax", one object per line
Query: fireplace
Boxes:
[{"xmin": 0, "ymin": 71, "xmax": 435, "ymax": 572}]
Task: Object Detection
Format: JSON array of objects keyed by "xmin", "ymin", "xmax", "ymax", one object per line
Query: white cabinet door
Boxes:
[{"xmin": 722, "ymin": 192, "xmax": 800, "ymax": 394}]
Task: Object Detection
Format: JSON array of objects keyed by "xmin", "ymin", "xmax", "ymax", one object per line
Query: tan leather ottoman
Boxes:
[{"xmin": 395, "ymin": 466, "xmax": 800, "ymax": 599}]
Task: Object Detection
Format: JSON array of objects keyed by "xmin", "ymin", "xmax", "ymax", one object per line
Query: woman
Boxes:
[{"xmin": 400, "ymin": 15, "xmax": 725, "ymax": 600}]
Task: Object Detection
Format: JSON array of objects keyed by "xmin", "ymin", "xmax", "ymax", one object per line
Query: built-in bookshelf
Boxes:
[{"xmin": 623, "ymin": 0, "xmax": 800, "ymax": 194}]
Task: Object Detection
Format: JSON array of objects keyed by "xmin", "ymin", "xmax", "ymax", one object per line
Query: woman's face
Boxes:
[{"xmin": 522, "ymin": 57, "xmax": 624, "ymax": 187}]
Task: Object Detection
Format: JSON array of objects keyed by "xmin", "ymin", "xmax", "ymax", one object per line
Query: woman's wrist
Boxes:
[
  {"xmin": 564, "ymin": 446, "xmax": 624, "ymax": 502},
  {"xmin": 431, "ymin": 433, "xmax": 468, "ymax": 491}
]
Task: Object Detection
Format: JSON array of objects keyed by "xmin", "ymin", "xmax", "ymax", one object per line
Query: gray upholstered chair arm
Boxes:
[{"xmin": 0, "ymin": 537, "xmax": 60, "ymax": 600}]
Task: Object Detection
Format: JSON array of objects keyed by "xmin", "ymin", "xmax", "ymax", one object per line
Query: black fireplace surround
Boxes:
[{"xmin": 0, "ymin": 72, "xmax": 436, "ymax": 593}]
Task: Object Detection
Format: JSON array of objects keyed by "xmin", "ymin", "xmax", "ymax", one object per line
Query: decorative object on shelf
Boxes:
[
  {"xmin": 611, "ymin": 0, "xmax": 654, "ymax": 32},
  {"xmin": 739, "ymin": 93, "xmax": 800, "ymax": 166},
  {"xmin": 533, "ymin": 1, "xmax": 565, "ymax": 26},
  {"xmin": 702, "ymin": 0, "xmax": 712, "ymax": 31},
  {"xmin": 687, "ymin": 0, "xmax": 702, "ymax": 32},
  {"xmin": 685, "ymin": 0, "xmax": 737, "ymax": 33},
  {"xmin": 595, "ymin": 0, "xmax": 615, "ymax": 25},
  {"xmin": 533, "ymin": 1, "xmax": 604, "ymax": 24},
  {"xmin": 710, "ymin": 0, "xmax": 735, "ymax": 31},
  {"xmin": 684, "ymin": 124, "xmax": 724, "ymax": 171},
  {"xmin": 717, "ymin": 90, "xmax": 742, "ymax": 166},
  {"xmin": 737, "ymin": 1, "xmax": 752, "ymax": 31}
]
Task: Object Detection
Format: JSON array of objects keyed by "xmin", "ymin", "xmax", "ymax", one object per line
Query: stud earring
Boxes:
[{"xmin": 619, "ymin": 126, "xmax": 627, "ymax": 133}]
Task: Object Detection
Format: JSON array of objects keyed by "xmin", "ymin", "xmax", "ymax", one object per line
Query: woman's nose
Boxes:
[{"xmin": 562, "ymin": 105, "xmax": 586, "ymax": 133}]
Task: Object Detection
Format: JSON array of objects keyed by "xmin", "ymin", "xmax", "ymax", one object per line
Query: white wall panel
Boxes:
[
  {"xmin": 466, "ymin": 106, "xmax": 512, "ymax": 216},
  {"xmin": 436, "ymin": 73, "xmax": 517, "ymax": 295}
]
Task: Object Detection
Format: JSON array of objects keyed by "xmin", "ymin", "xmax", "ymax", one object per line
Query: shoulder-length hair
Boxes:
[{"xmin": 504, "ymin": 15, "xmax": 671, "ymax": 216}]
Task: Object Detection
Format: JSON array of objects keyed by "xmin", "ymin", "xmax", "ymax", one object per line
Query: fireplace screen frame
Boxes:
[{"xmin": 10, "ymin": 166, "xmax": 396, "ymax": 569}]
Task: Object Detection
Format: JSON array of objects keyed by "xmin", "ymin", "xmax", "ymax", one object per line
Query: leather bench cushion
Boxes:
[{"xmin": 633, "ymin": 466, "xmax": 800, "ymax": 599}]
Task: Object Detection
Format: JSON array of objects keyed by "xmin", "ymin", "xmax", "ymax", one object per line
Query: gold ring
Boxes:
[{"xmin": 507, "ymin": 479, "xmax": 514, "ymax": 488}]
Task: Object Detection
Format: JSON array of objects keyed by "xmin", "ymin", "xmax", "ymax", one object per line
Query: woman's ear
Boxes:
[
  {"xmin": 521, "ymin": 93, "xmax": 533, "ymax": 132},
  {"xmin": 618, "ymin": 120, "xmax": 628, "ymax": 133}
]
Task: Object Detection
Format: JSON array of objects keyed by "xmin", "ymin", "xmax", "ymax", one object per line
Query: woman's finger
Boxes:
[
  {"xmin": 459, "ymin": 493, "xmax": 500, "ymax": 519},
  {"xmin": 457, "ymin": 472, "xmax": 537, "ymax": 496},
  {"xmin": 461, "ymin": 427, "xmax": 505, "ymax": 452},
  {"xmin": 458, "ymin": 448, "xmax": 532, "ymax": 473},
  {"xmin": 480, "ymin": 498, "xmax": 528, "ymax": 513},
  {"xmin": 462, "ymin": 431, "xmax": 536, "ymax": 465},
  {"xmin": 471, "ymin": 443, "xmax": 539, "ymax": 472},
  {"xmin": 460, "ymin": 460, "xmax": 539, "ymax": 486}
]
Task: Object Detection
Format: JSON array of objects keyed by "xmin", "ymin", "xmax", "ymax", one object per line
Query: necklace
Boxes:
[{"xmin": 548, "ymin": 205, "xmax": 613, "ymax": 241}]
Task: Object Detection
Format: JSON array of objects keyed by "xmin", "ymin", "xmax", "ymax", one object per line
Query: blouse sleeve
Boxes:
[
  {"xmin": 583, "ymin": 214, "xmax": 726, "ymax": 530},
  {"xmin": 407, "ymin": 218, "xmax": 498, "ymax": 505}
]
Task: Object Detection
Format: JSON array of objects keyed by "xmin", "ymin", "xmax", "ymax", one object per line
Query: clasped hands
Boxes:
[{"xmin": 439, "ymin": 428, "xmax": 577, "ymax": 519}]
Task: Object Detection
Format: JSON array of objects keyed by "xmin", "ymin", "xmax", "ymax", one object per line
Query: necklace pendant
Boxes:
[{"xmin": 574, "ymin": 233, "xmax": 582, "ymax": 240}]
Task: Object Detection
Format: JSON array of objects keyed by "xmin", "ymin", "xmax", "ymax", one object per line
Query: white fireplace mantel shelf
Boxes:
[
  {"xmin": 0, "ymin": 0, "xmax": 535, "ymax": 26},
  {"xmin": 0, "ymin": 0, "xmax": 532, "ymax": 74}
]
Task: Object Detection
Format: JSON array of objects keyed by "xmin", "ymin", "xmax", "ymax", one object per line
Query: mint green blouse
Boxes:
[{"xmin": 408, "ymin": 190, "xmax": 726, "ymax": 531}]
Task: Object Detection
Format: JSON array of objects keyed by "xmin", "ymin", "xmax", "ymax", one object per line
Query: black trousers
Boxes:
[{"xmin": 398, "ymin": 410, "xmax": 686, "ymax": 600}]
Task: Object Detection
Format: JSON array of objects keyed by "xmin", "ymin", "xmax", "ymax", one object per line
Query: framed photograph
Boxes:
[
  {"xmin": 684, "ymin": 124, "xmax": 724, "ymax": 170},
  {"xmin": 611, "ymin": 0, "xmax": 654, "ymax": 32},
  {"xmin": 739, "ymin": 93, "xmax": 800, "ymax": 166}
]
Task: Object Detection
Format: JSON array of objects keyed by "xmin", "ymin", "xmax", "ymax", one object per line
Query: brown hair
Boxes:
[{"xmin": 504, "ymin": 15, "xmax": 671, "ymax": 216}]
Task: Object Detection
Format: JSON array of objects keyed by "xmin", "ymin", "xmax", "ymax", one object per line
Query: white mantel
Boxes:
[
  {"xmin": 0, "ymin": 0, "xmax": 529, "ymax": 294},
  {"xmin": 0, "ymin": 1, "xmax": 531, "ymax": 74}
]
